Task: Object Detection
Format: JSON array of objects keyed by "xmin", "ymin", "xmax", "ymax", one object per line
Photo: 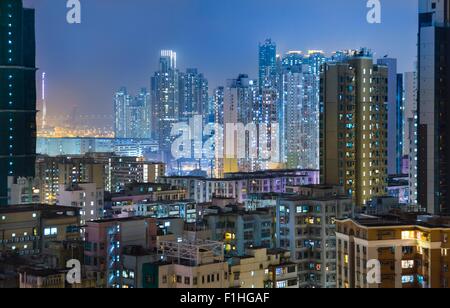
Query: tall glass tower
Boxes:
[
  {"xmin": 259, "ymin": 38, "xmax": 277, "ymax": 89},
  {"xmin": 0, "ymin": 0, "xmax": 37, "ymax": 205},
  {"xmin": 418, "ymin": 0, "xmax": 450, "ymax": 214},
  {"xmin": 151, "ymin": 50, "xmax": 180, "ymax": 162}
]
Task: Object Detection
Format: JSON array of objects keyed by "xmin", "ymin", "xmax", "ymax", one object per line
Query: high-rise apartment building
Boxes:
[
  {"xmin": 259, "ymin": 39, "xmax": 277, "ymax": 89},
  {"xmin": 281, "ymin": 59, "xmax": 303, "ymax": 168},
  {"xmin": 179, "ymin": 68, "xmax": 209, "ymax": 121},
  {"xmin": 320, "ymin": 49, "xmax": 388, "ymax": 207},
  {"xmin": 377, "ymin": 58, "xmax": 404, "ymax": 175},
  {"xmin": 151, "ymin": 50, "xmax": 180, "ymax": 161},
  {"xmin": 222, "ymin": 74, "xmax": 259, "ymax": 174},
  {"xmin": 114, "ymin": 87, "xmax": 151, "ymax": 139},
  {"xmin": 418, "ymin": 0, "xmax": 450, "ymax": 214},
  {"xmin": 0, "ymin": 0, "xmax": 37, "ymax": 205},
  {"xmin": 114, "ymin": 87, "xmax": 130, "ymax": 139},
  {"xmin": 281, "ymin": 51, "xmax": 325, "ymax": 170},
  {"xmin": 213, "ymin": 87, "xmax": 225, "ymax": 177},
  {"xmin": 404, "ymin": 72, "xmax": 419, "ymax": 206}
]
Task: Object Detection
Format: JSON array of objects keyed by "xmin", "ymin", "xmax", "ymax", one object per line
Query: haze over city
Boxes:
[
  {"xmin": 24, "ymin": 0, "xmax": 417, "ymax": 124},
  {"xmin": 3, "ymin": 0, "xmax": 450, "ymax": 292}
]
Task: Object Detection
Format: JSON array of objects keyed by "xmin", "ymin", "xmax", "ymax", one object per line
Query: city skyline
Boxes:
[
  {"xmin": 3, "ymin": 0, "xmax": 450, "ymax": 291},
  {"xmin": 23, "ymin": 0, "xmax": 417, "ymax": 124}
]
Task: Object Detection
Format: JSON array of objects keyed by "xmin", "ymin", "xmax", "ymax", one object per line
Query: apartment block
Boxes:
[
  {"xmin": 147, "ymin": 239, "xmax": 229, "ymax": 288},
  {"xmin": 58, "ymin": 183, "xmax": 104, "ymax": 225},
  {"xmin": 84, "ymin": 216, "xmax": 158, "ymax": 288},
  {"xmin": 206, "ymin": 208, "xmax": 274, "ymax": 256},
  {"xmin": 336, "ymin": 214, "xmax": 450, "ymax": 288},
  {"xmin": 159, "ymin": 169, "xmax": 319, "ymax": 203},
  {"xmin": 276, "ymin": 185, "xmax": 353, "ymax": 288},
  {"xmin": 0, "ymin": 205, "xmax": 81, "ymax": 257},
  {"xmin": 320, "ymin": 49, "xmax": 388, "ymax": 207},
  {"xmin": 228, "ymin": 247, "xmax": 299, "ymax": 289}
]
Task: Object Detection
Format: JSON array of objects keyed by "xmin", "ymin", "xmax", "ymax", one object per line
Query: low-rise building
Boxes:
[
  {"xmin": 145, "ymin": 239, "xmax": 229, "ymax": 288},
  {"xmin": 228, "ymin": 247, "xmax": 298, "ymax": 289},
  {"xmin": 58, "ymin": 183, "xmax": 104, "ymax": 225},
  {"xmin": 120, "ymin": 245, "xmax": 159, "ymax": 288},
  {"xmin": 159, "ymin": 169, "xmax": 319, "ymax": 203},
  {"xmin": 111, "ymin": 183, "xmax": 187, "ymax": 207},
  {"xmin": 19, "ymin": 268, "xmax": 66, "ymax": 288},
  {"xmin": 336, "ymin": 214, "xmax": 450, "ymax": 288},
  {"xmin": 7, "ymin": 177, "xmax": 42, "ymax": 205},
  {"xmin": 206, "ymin": 208, "xmax": 274, "ymax": 256},
  {"xmin": 0, "ymin": 205, "xmax": 81, "ymax": 257},
  {"xmin": 84, "ymin": 216, "xmax": 158, "ymax": 288},
  {"xmin": 266, "ymin": 249, "xmax": 299, "ymax": 288}
]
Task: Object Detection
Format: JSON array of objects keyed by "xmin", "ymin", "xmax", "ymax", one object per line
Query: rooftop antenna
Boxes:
[{"xmin": 41, "ymin": 72, "xmax": 47, "ymax": 129}]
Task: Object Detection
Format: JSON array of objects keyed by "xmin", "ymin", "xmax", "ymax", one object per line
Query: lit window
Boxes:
[
  {"xmin": 44, "ymin": 227, "xmax": 58, "ymax": 236},
  {"xmin": 401, "ymin": 231, "xmax": 415, "ymax": 240},
  {"xmin": 402, "ymin": 275, "xmax": 414, "ymax": 284},
  {"xmin": 401, "ymin": 260, "xmax": 414, "ymax": 269}
]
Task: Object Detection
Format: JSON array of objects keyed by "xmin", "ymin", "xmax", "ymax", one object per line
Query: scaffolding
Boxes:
[{"xmin": 158, "ymin": 239, "xmax": 224, "ymax": 266}]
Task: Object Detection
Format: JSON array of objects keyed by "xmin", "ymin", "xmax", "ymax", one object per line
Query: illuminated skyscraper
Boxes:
[
  {"xmin": 320, "ymin": 49, "xmax": 388, "ymax": 207},
  {"xmin": 114, "ymin": 87, "xmax": 151, "ymax": 139},
  {"xmin": 114, "ymin": 87, "xmax": 131, "ymax": 139},
  {"xmin": 179, "ymin": 68, "xmax": 209, "ymax": 121},
  {"xmin": 281, "ymin": 58, "xmax": 303, "ymax": 168},
  {"xmin": 418, "ymin": 0, "xmax": 450, "ymax": 214},
  {"xmin": 151, "ymin": 50, "xmax": 180, "ymax": 161},
  {"xmin": 301, "ymin": 51, "xmax": 326, "ymax": 170},
  {"xmin": 222, "ymin": 74, "xmax": 259, "ymax": 175},
  {"xmin": 0, "ymin": 0, "xmax": 37, "ymax": 205},
  {"xmin": 259, "ymin": 39, "xmax": 277, "ymax": 89},
  {"xmin": 281, "ymin": 51, "xmax": 324, "ymax": 170}
]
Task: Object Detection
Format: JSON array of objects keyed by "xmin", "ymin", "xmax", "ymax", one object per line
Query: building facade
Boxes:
[
  {"xmin": 276, "ymin": 185, "xmax": 353, "ymax": 288},
  {"xmin": 336, "ymin": 215, "xmax": 450, "ymax": 288},
  {"xmin": 0, "ymin": 0, "xmax": 37, "ymax": 205},
  {"xmin": 417, "ymin": 0, "xmax": 450, "ymax": 214},
  {"xmin": 320, "ymin": 49, "xmax": 388, "ymax": 207}
]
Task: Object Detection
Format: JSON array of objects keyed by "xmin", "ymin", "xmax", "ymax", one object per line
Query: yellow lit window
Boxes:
[
  {"xmin": 401, "ymin": 231, "xmax": 415, "ymax": 240},
  {"xmin": 401, "ymin": 260, "xmax": 414, "ymax": 269},
  {"xmin": 344, "ymin": 254, "xmax": 349, "ymax": 264}
]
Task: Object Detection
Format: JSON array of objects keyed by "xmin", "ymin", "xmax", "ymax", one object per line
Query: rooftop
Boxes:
[
  {"xmin": 340, "ymin": 213, "xmax": 450, "ymax": 229},
  {"xmin": 19, "ymin": 267, "xmax": 65, "ymax": 277},
  {"xmin": 0, "ymin": 204, "xmax": 80, "ymax": 217}
]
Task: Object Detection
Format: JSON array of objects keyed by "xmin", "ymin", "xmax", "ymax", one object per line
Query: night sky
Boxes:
[{"xmin": 23, "ymin": 0, "xmax": 418, "ymax": 124}]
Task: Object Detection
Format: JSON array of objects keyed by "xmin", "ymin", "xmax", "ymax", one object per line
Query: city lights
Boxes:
[{"xmin": 1, "ymin": 0, "xmax": 449, "ymax": 295}]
